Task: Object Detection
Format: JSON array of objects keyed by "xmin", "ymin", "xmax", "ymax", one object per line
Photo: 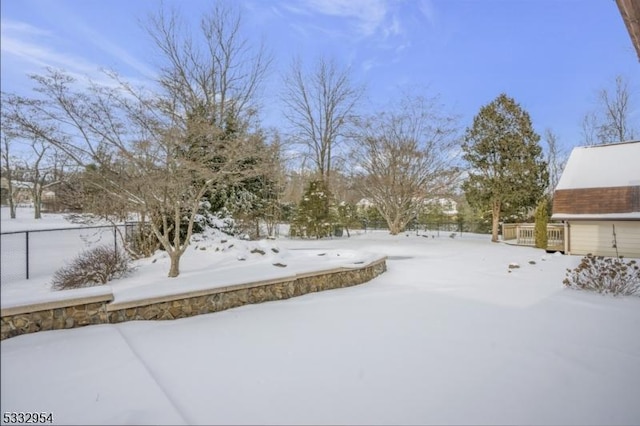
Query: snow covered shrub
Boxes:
[
  {"xmin": 563, "ymin": 254, "xmax": 640, "ymax": 296},
  {"xmin": 52, "ymin": 246, "xmax": 131, "ymax": 290}
]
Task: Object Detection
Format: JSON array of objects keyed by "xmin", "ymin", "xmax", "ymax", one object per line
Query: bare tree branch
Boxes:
[{"xmin": 282, "ymin": 55, "xmax": 362, "ymax": 184}]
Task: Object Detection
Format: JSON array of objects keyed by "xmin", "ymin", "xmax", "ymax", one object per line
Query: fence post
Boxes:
[
  {"xmin": 114, "ymin": 226, "xmax": 118, "ymax": 256},
  {"xmin": 25, "ymin": 231, "xmax": 30, "ymax": 280}
]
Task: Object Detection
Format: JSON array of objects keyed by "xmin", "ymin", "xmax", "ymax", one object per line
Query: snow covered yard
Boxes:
[{"xmin": 1, "ymin": 214, "xmax": 640, "ymax": 424}]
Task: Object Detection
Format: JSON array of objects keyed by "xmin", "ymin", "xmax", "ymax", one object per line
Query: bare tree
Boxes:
[
  {"xmin": 260, "ymin": 130, "xmax": 288, "ymax": 237},
  {"xmin": 146, "ymin": 2, "xmax": 271, "ymax": 132},
  {"xmin": 580, "ymin": 111, "xmax": 599, "ymax": 146},
  {"xmin": 27, "ymin": 138, "xmax": 51, "ymax": 219},
  {"xmin": 582, "ymin": 75, "xmax": 637, "ymax": 145},
  {"xmin": 5, "ymin": 70, "xmax": 266, "ymax": 277},
  {"xmin": 282, "ymin": 55, "xmax": 362, "ymax": 184},
  {"xmin": 543, "ymin": 128, "xmax": 568, "ymax": 195},
  {"xmin": 353, "ymin": 93, "xmax": 461, "ymax": 235},
  {"xmin": 0, "ymin": 133, "xmax": 18, "ymax": 218},
  {"xmin": 45, "ymin": 148, "xmax": 75, "ymax": 212},
  {"xmin": 3, "ymin": 2, "xmax": 271, "ymax": 278},
  {"xmin": 1, "ymin": 106, "xmax": 68, "ymax": 218},
  {"xmin": 599, "ymin": 75, "xmax": 636, "ymax": 142}
]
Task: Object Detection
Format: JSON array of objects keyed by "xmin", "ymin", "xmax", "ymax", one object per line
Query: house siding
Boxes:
[
  {"xmin": 553, "ymin": 186, "xmax": 640, "ymax": 215},
  {"xmin": 568, "ymin": 221, "xmax": 640, "ymax": 258}
]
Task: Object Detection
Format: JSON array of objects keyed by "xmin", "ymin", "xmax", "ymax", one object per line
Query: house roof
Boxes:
[
  {"xmin": 616, "ymin": 0, "xmax": 640, "ymax": 61},
  {"xmin": 555, "ymin": 140, "xmax": 640, "ymax": 190}
]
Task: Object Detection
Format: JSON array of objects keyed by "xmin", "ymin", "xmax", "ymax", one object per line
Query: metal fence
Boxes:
[
  {"xmin": 361, "ymin": 221, "xmax": 471, "ymax": 235},
  {"xmin": 1, "ymin": 223, "xmax": 138, "ymax": 284}
]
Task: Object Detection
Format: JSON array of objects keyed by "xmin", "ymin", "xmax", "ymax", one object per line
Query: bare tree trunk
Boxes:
[
  {"xmin": 29, "ymin": 141, "xmax": 49, "ymax": 219},
  {"xmin": 491, "ymin": 200, "xmax": 501, "ymax": 243},
  {"xmin": 9, "ymin": 195, "xmax": 16, "ymax": 219},
  {"xmin": 1, "ymin": 135, "xmax": 17, "ymax": 219},
  {"xmin": 34, "ymin": 187, "xmax": 42, "ymax": 219},
  {"xmin": 389, "ymin": 216, "xmax": 402, "ymax": 235},
  {"xmin": 168, "ymin": 252, "xmax": 181, "ymax": 278}
]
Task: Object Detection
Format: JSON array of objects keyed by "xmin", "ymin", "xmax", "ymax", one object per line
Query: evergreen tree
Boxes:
[
  {"xmin": 534, "ymin": 199, "xmax": 549, "ymax": 249},
  {"xmin": 291, "ymin": 180, "xmax": 333, "ymax": 238},
  {"xmin": 361, "ymin": 205, "xmax": 387, "ymax": 230},
  {"xmin": 336, "ymin": 202, "xmax": 360, "ymax": 237},
  {"xmin": 462, "ymin": 94, "xmax": 548, "ymax": 242}
]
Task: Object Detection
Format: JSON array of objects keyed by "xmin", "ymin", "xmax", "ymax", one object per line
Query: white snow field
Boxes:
[{"xmin": 1, "ymin": 209, "xmax": 640, "ymax": 425}]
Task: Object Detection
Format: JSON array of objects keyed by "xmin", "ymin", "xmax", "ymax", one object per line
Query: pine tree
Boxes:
[
  {"xmin": 534, "ymin": 199, "xmax": 548, "ymax": 249},
  {"xmin": 291, "ymin": 180, "xmax": 333, "ymax": 238},
  {"xmin": 462, "ymin": 94, "xmax": 548, "ymax": 242}
]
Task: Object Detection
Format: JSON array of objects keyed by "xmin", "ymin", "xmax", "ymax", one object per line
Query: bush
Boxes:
[
  {"xmin": 534, "ymin": 199, "xmax": 548, "ymax": 249},
  {"xmin": 291, "ymin": 180, "xmax": 334, "ymax": 239},
  {"xmin": 52, "ymin": 245, "xmax": 131, "ymax": 290},
  {"xmin": 563, "ymin": 254, "xmax": 640, "ymax": 296}
]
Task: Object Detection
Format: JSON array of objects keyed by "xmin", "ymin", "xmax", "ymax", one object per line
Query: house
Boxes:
[
  {"xmin": 356, "ymin": 198, "xmax": 374, "ymax": 209},
  {"xmin": 0, "ymin": 177, "xmax": 57, "ymax": 210},
  {"xmin": 551, "ymin": 141, "xmax": 640, "ymax": 258}
]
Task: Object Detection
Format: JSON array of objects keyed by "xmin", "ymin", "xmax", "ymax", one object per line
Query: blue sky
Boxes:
[{"xmin": 1, "ymin": 0, "xmax": 638, "ymax": 152}]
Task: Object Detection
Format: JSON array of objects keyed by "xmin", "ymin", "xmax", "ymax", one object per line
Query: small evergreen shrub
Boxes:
[
  {"xmin": 291, "ymin": 180, "xmax": 334, "ymax": 238},
  {"xmin": 52, "ymin": 246, "xmax": 131, "ymax": 290},
  {"xmin": 534, "ymin": 199, "xmax": 548, "ymax": 249},
  {"xmin": 563, "ymin": 254, "xmax": 640, "ymax": 296}
]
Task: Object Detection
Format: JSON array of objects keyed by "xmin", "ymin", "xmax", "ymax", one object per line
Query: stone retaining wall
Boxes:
[{"xmin": 1, "ymin": 258, "xmax": 386, "ymax": 340}]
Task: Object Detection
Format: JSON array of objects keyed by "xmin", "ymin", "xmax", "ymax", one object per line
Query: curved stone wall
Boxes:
[{"xmin": 1, "ymin": 258, "xmax": 386, "ymax": 340}]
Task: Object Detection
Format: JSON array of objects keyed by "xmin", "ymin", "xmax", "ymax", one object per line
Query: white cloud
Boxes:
[
  {"xmin": 70, "ymin": 20, "xmax": 157, "ymax": 79},
  {"xmin": 1, "ymin": 19, "xmax": 86, "ymax": 72},
  {"xmin": 0, "ymin": 19, "xmax": 52, "ymax": 37},
  {"xmin": 292, "ymin": 0, "xmax": 390, "ymax": 37},
  {"xmin": 362, "ymin": 59, "xmax": 377, "ymax": 72},
  {"xmin": 418, "ymin": 0, "xmax": 437, "ymax": 26},
  {"xmin": 1, "ymin": 18, "xmax": 152, "ymax": 91},
  {"xmin": 381, "ymin": 14, "xmax": 402, "ymax": 38}
]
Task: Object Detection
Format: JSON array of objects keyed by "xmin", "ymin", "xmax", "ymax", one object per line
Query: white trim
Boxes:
[{"xmin": 552, "ymin": 212, "xmax": 640, "ymax": 220}]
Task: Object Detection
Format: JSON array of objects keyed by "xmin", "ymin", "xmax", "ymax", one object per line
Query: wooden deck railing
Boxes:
[{"xmin": 501, "ymin": 223, "xmax": 564, "ymax": 251}]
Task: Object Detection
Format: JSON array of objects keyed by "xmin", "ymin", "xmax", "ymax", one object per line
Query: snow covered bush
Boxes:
[
  {"xmin": 563, "ymin": 254, "xmax": 640, "ymax": 296},
  {"xmin": 52, "ymin": 246, "xmax": 131, "ymax": 290}
]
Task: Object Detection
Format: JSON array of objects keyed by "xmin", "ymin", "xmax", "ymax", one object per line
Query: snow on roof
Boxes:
[{"xmin": 555, "ymin": 140, "xmax": 640, "ymax": 190}]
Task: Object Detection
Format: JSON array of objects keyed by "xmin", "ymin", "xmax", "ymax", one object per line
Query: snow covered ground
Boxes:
[{"xmin": 1, "ymin": 209, "xmax": 640, "ymax": 425}]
